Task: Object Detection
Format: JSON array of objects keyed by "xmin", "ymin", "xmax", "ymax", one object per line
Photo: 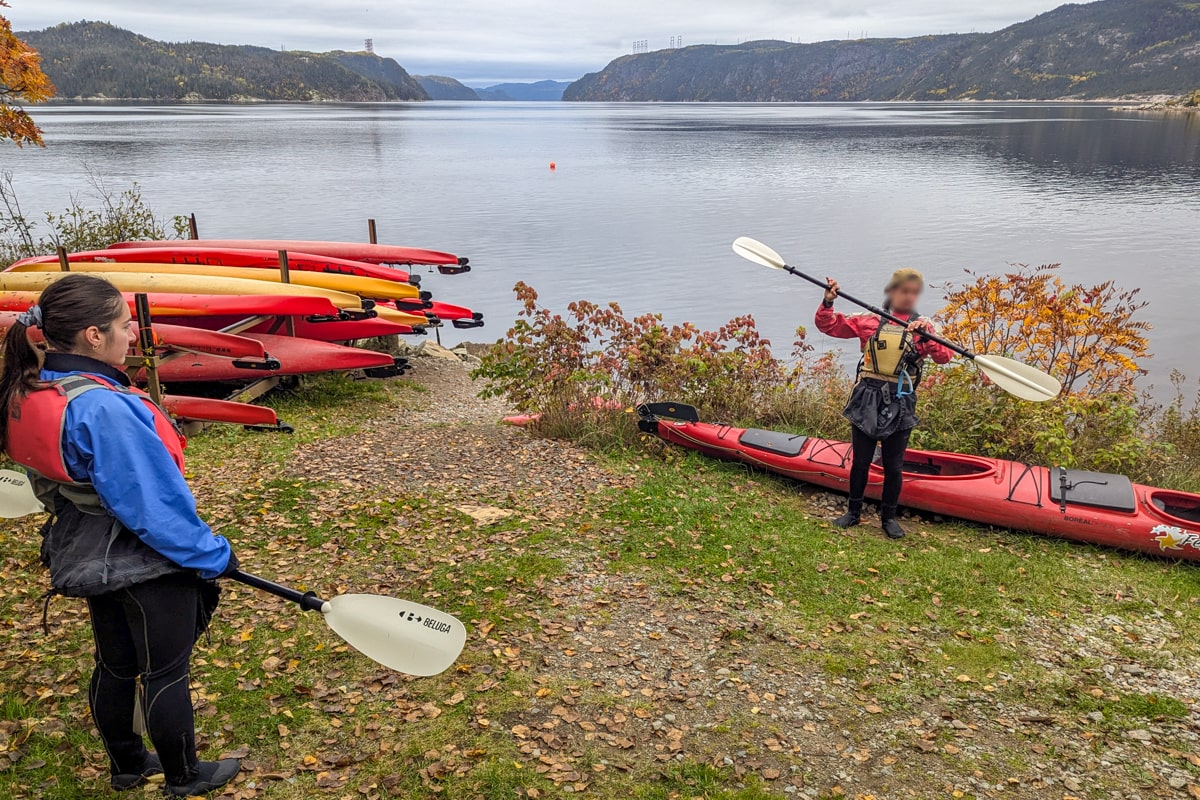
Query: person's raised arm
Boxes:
[{"xmin": 815, "ymin": 277, "xmax": 868, "ymax": 340}]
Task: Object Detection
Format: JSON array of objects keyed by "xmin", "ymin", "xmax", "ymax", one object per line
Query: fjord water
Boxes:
[{"xmin": 8, "ymin": 102, "xmax": 1200, "ymax": 390}]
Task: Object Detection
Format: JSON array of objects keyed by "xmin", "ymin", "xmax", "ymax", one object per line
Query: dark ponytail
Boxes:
[{"xmin": 0, "ymin": 274, "xmax": 125, "ymax": 450}]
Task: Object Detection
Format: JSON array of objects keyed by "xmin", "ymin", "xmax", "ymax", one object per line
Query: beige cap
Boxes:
[{"xmin": 886, "ymin": 268, "xmax": 924, "ymax": 291}]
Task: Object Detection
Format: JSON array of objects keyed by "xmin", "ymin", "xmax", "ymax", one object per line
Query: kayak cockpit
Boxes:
[
  {"xmin": 1149, "ymin": 490, "xmax": 1200, "ymax": 525},
  {"xmin": 896, "ymin": 451, "xmax": 996, "ymax": 479}
]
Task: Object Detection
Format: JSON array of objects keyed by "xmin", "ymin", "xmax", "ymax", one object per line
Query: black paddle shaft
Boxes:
[
  {"xmin": 782, "ymin": 264, "xmax": 976, "ymax": 360},
  {"xmin": 231, "ymin": 570, "xmax": 327, "ymax": 613}
]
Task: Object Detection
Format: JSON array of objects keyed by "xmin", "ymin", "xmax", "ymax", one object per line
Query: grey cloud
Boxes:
[{"xmin": 8, "ymin": 0, "xmax": 1062, "ymax": 82}]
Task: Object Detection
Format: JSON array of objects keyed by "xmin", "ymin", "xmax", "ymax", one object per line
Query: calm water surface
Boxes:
[{"xmin": 5, "ymin": 102, "xmax": 1199, "ymax": 392}]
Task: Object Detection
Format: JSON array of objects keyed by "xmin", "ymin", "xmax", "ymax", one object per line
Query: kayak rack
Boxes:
[{"xmin": 127, "ymin": 293, "xmax": 164, "ymax": 404}]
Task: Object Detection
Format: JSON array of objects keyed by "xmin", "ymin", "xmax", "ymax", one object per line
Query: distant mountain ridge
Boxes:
[
  {"xmin": 20, "ymin": 21, "xmax": 429, "ymax": 101},
  {"xmin": 565, "ymin": 0, "xmax": 1200, "ymax": 102},
  {"xmin": 474, "ymin": 80, "xmax": 572, "ymax": 101},
  {"xmin": 415, "ymin": 75, "xmax": 480, "ymax": 100}
]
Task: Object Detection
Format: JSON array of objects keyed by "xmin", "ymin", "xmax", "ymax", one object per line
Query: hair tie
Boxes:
[{"xmin": 17, "ymin": 305, "xmax": 44, "ymax": 329}]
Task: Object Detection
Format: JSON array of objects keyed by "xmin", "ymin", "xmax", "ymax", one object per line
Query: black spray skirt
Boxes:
[{"xmin": 842, "ymin": 377, "xmax": 919, "ymax": 441}]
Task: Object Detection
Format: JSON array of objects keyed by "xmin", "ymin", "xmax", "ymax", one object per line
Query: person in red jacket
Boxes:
[{"xmin": 815, "ymin": 268, "xmax": 954, "ymax": 539}]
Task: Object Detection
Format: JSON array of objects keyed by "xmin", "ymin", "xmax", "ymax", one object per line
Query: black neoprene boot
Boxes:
[
  {"xmin": 832, "ymin": 498, "xmax": 863, "ymax": 529},
  {"xmin": 881, "ymin": 504, "xmax": 906, "ymax": 540},
  {"xmin": 111, "ymin": 752, "xmax": 163, "ymax": 791},
  {"xmin": 163, "ymin": 759, "xmax": 241, "ymax": 797}
]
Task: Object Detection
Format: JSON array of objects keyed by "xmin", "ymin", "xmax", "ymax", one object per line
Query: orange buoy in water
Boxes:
[{"xmin": 549, "ymin": 162, "xmax": 557, "ymax": 170}]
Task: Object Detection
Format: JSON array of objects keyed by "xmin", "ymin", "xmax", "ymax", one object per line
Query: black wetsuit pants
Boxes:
[
  {"xmin": 848, "ymin": 425, "xmax": 912, "ymax": 508},
  {"xmin": 86, "ymin": 574, "xmax": 204, "ymax": 784}
]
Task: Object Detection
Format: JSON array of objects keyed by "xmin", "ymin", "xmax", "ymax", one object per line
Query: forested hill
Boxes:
[
  {"xmin": 565, "ymin": 0, "xmax": 1200, "ymax": 102},
  {"xmin": 475, "ymin": 80, "xmax": 572, "ymax": 101},
  {"xmin": 415, "ymin": 75, "xmax": 480, "ymax": 100},
  {"xmin": 20, "ymin": 22, "xmax": 430, "ymax": 101}
]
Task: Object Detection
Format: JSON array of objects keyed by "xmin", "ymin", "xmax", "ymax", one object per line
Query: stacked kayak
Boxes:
[
  {"xmin": 2, "ymin": 312, "xmax": 267, "ymax": 361},
  {"xmin": 147, "ymin": 334, "xmax": 397, "ymax": 383},
  {"xmin": 0, "ymin": 272, "xmax": 366, "ymax": 311},
  {"xmin": 109, "ymin": 239, "xmax": 470, "ymax": 273},
  {"xmin": 14, "ymin": 247, "xmax": 426, "ymax": 286},
  {"xmin": 1, "ymin": 235, "xmax": 483, "ymax": 428},
  {"xmin": 9, "ymin": 259, "xmax": 425, "ymax": 302},
  {"xmin": 0, "ymin": 291, "xmax": 343, "ymax": 319},
  {"xmin": 638, "ymin": 402, "xmax": 1200, "ymax": 562}
]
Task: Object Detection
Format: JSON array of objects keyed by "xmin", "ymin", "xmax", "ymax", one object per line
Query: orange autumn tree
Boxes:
[
  {"xmin": 937, "ymin": 263, "xmax": 1151, "ymax": 397},
  {"xmin": 0, "ymin": 1, "xmax": 53, "ymax": 147}
]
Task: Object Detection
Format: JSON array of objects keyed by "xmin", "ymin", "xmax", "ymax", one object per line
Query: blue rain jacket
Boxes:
[{"xmin": 41, "ymin": 365, "xmax": 233, "ymax": 580}]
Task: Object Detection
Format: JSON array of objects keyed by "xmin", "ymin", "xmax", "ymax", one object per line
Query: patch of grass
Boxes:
[
  {"xmin": 467, "ymin": 757, "xmax": 549, "ymax": 800},
  {"xmin": 634, "ymin": 762, "xmax": 774, "ymax": 800},
  {"xmin": 601, "ymin": 451, "xmax": 1200, "ymax": 711},
  {"xmin": 1049, "ymin": 677, "xmax": 1192, "ymax": 724},
  {"xmin": 1112, "ymin": 693, "xmax": 1191, "ymax": 719}
]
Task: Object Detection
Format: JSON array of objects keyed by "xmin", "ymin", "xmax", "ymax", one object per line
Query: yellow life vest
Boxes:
[{"xmin": 861, "ymin": 317, "xmax": 922, "ymax": 383}]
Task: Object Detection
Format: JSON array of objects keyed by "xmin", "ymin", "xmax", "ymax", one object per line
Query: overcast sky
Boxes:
[{"xmin": 9, "ymin": 1, "xmax": 1066, "ymax": 84}]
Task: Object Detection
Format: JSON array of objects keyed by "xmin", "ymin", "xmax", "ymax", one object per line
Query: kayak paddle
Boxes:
[
  {"xmin": 0, "ymin": 477, "xmax": 466, "ymax": 676},
  {"xmin": 230, "ymin": 571, "xmax": 467, "ymax": 677},
  {"xmin": 0, "ymin": 469, "xmax": 43, "ymax": 518},
  {"xmin": 732, "ymin": 237, "xmax": 1062, "ymax": 402}
]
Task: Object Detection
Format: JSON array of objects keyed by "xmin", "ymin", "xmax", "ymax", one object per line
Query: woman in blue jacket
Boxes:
[{"xmin": 0, "ymin": 275, "xmax": 241, "ymax": 796}]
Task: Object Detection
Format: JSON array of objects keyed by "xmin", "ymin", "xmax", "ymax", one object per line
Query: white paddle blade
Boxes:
[
  {"xmin": 974, "ymin": 354, "xmax": 1062, "ymax": 402},
  {"xmin": 0, "ymin": 469, "xmax": 45, "ymax": 518},
  {"xmin": 322, "ymin": 594, "xmax": 467, "ymax": 677},
  {"xmin": 732, "ymin": 237, "xmax": 787, "ymax": 270}
]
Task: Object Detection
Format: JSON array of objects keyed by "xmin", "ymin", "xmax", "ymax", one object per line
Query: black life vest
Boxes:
[{"xmin": 5, "ymin": 372, "xmax": 185, "ymax": 597}]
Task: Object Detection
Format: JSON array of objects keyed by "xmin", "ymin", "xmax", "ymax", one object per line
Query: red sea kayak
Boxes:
[
  {"xmin": 11, "ymin": 247, "xmax": 420, "ymax": 286},
  {"xmin": 638, "ymin": 402, "xmax": 1200, "ymax": 562},
  {"xmin": 388, "ymin": 300, "xmax": 484, "ymax": 328},
  {"xmin": 248, "ymin": 317, "xmax": 421, "ymax": 342},
  {"xmin": 153, "ymin": 315, "xmax": 425, "ymax": 342},
  {"xmin": 144, "ymin": 324, "xmax": 267, "ymax": 360},
  {"xmin": 162, "ymin": 395, "xmax": 281, "ymax": 428},
  {"xmin": 0, "ymin": 291, "xmax": 342, "ymax": 320},
  {"xmin": 149, "ymin": 333, "xmax": 398, "ymax": 382},
  {"xmin": 112, "ymin": 240, "xmax": 469, "ymax": 272},
  {"xmin": 1, "ymin": 313, "xmax": 269, "ymax": 361}
]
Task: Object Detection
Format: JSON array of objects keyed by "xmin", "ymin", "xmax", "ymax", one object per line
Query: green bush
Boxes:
[
  {"xmin": 911, "ymin": 364, "xmax": 1167, "ymax": 479},
  {"xmin": 1149, "ymin": 372, "xmax": 1200, "ymax": 491}
]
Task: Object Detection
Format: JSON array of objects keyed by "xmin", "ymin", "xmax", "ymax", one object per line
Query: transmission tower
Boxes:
[{"xmin": 364, "ymin": 38, "xmax": 375, "ymax": 53}]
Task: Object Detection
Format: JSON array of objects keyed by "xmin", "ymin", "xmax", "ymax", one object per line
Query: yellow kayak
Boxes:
[
  {"xmin": 0, "ymin": 272, "xmax": 365, "ymax": 311},
  {"xmin": 10, "ymin": 260, "xmax": 421, "ymax": 301},
  {"xmin": 374, "ymin": 305, "xmax": 435, "ymax": 327}
]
